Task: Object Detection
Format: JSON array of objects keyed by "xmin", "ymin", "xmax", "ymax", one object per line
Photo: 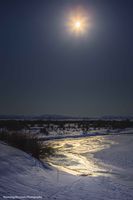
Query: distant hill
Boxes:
[
  {"xmin": 0, "ymin": 114, "xmax": 132, "ymax": 121},
  {"xmin": 0, "ymin": 114, "xmax": 76, "ymax": 120},
  {"xmin": 100, "ymin": 115, "xmax": 133, "ymax": 121}
]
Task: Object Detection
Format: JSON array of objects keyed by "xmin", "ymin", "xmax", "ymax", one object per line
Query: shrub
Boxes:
[
  {"xmin": 40, "ymin": 128, "xmax": 49, "ymax": 135},
  {"xmin": 0, "ymin": 132, "xmax": 54, "ymax": 160}
]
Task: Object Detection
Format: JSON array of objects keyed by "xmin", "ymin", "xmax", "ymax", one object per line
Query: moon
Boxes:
[
  {"xmin": 66, "ymin": 7, "xmax": 90, "ymax": 35},
  {"xmin": 75, "ymin": 21, "xmax": 81, "ymax": 28}
]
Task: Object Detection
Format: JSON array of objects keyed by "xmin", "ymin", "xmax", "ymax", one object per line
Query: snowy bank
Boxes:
[{"xmin": 0, "ymin": 136, "xmax": 133, "ymax": 200}]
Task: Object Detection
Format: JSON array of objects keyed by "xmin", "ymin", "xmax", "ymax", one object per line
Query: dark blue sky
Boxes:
[{"xmin": 0, "ymin": 0, "xmax": 133, "ymax": 117}]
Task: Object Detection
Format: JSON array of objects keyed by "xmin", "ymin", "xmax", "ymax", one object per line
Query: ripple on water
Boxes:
[
  {"xmin": 45, "ymin": 135, "xmax": 133, "ymax": 186},
  {"xmin": 46, "ymin": 136, "xmax": 116, "ymax": 176}
]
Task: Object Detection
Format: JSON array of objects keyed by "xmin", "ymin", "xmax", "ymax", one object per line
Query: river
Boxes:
[{"xmin": 46, "ymin": 134, "xmax": 133, "ymax": 186}]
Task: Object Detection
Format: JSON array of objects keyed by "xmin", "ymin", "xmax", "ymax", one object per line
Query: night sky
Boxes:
[{"xmin": 0, "ymin": 0, "xmax": 133, "ymax": 117}]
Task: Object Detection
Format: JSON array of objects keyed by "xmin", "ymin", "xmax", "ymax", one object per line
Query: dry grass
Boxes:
[{"xmin": 0, "ymin": 131, "xmax": 54, "ymax": 160}]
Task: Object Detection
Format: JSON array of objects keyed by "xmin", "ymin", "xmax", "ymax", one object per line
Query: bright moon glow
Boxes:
[
  {"xmin": 75, "ymin": 21, "xmax": 81, "ymax": 28},
  {"xmin": 66, "ymin": 7, "xmax": 90, "ymax": 36}
]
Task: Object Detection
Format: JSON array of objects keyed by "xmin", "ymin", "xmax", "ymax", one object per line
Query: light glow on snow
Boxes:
[{"xmin": 46, "ymin": 136, "xmax": 116, "ymax": 176}]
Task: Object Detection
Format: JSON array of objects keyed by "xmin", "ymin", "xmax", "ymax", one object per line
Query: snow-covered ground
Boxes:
[
  {"xmin": 0, "ymin": 134, "xmax": 133, "ymax": 200},
  {"xmin": 2, "ymin": 125, "xmax": 133, "ymax": 141},
  {"xmin": 38, "ymin": 127, "xmax": 133, "ymax": 140}
]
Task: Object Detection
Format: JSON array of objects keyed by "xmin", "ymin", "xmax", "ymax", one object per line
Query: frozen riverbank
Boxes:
[
  {"xmin": 0, "ymin": 134, "xmax": 133, "ymax": 200},
  {"xmin": 38, "ymin": 127, "xmax": 133, "ymax": 141}
]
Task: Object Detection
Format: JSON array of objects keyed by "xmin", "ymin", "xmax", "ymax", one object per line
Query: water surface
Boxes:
[{"xmin": 45, "ymin": 134, "xmax": 133, "ymax": 185}]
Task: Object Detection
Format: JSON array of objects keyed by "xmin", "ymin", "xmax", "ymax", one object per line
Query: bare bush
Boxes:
[{"xmin": 0, "ymin": 132, "xmax": 54, "ymax": 160}]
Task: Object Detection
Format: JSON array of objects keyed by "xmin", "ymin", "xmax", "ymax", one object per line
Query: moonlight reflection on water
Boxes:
[{"xmin": 45, "ymin": 136, "xmax": 116, "ymax": 176}]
